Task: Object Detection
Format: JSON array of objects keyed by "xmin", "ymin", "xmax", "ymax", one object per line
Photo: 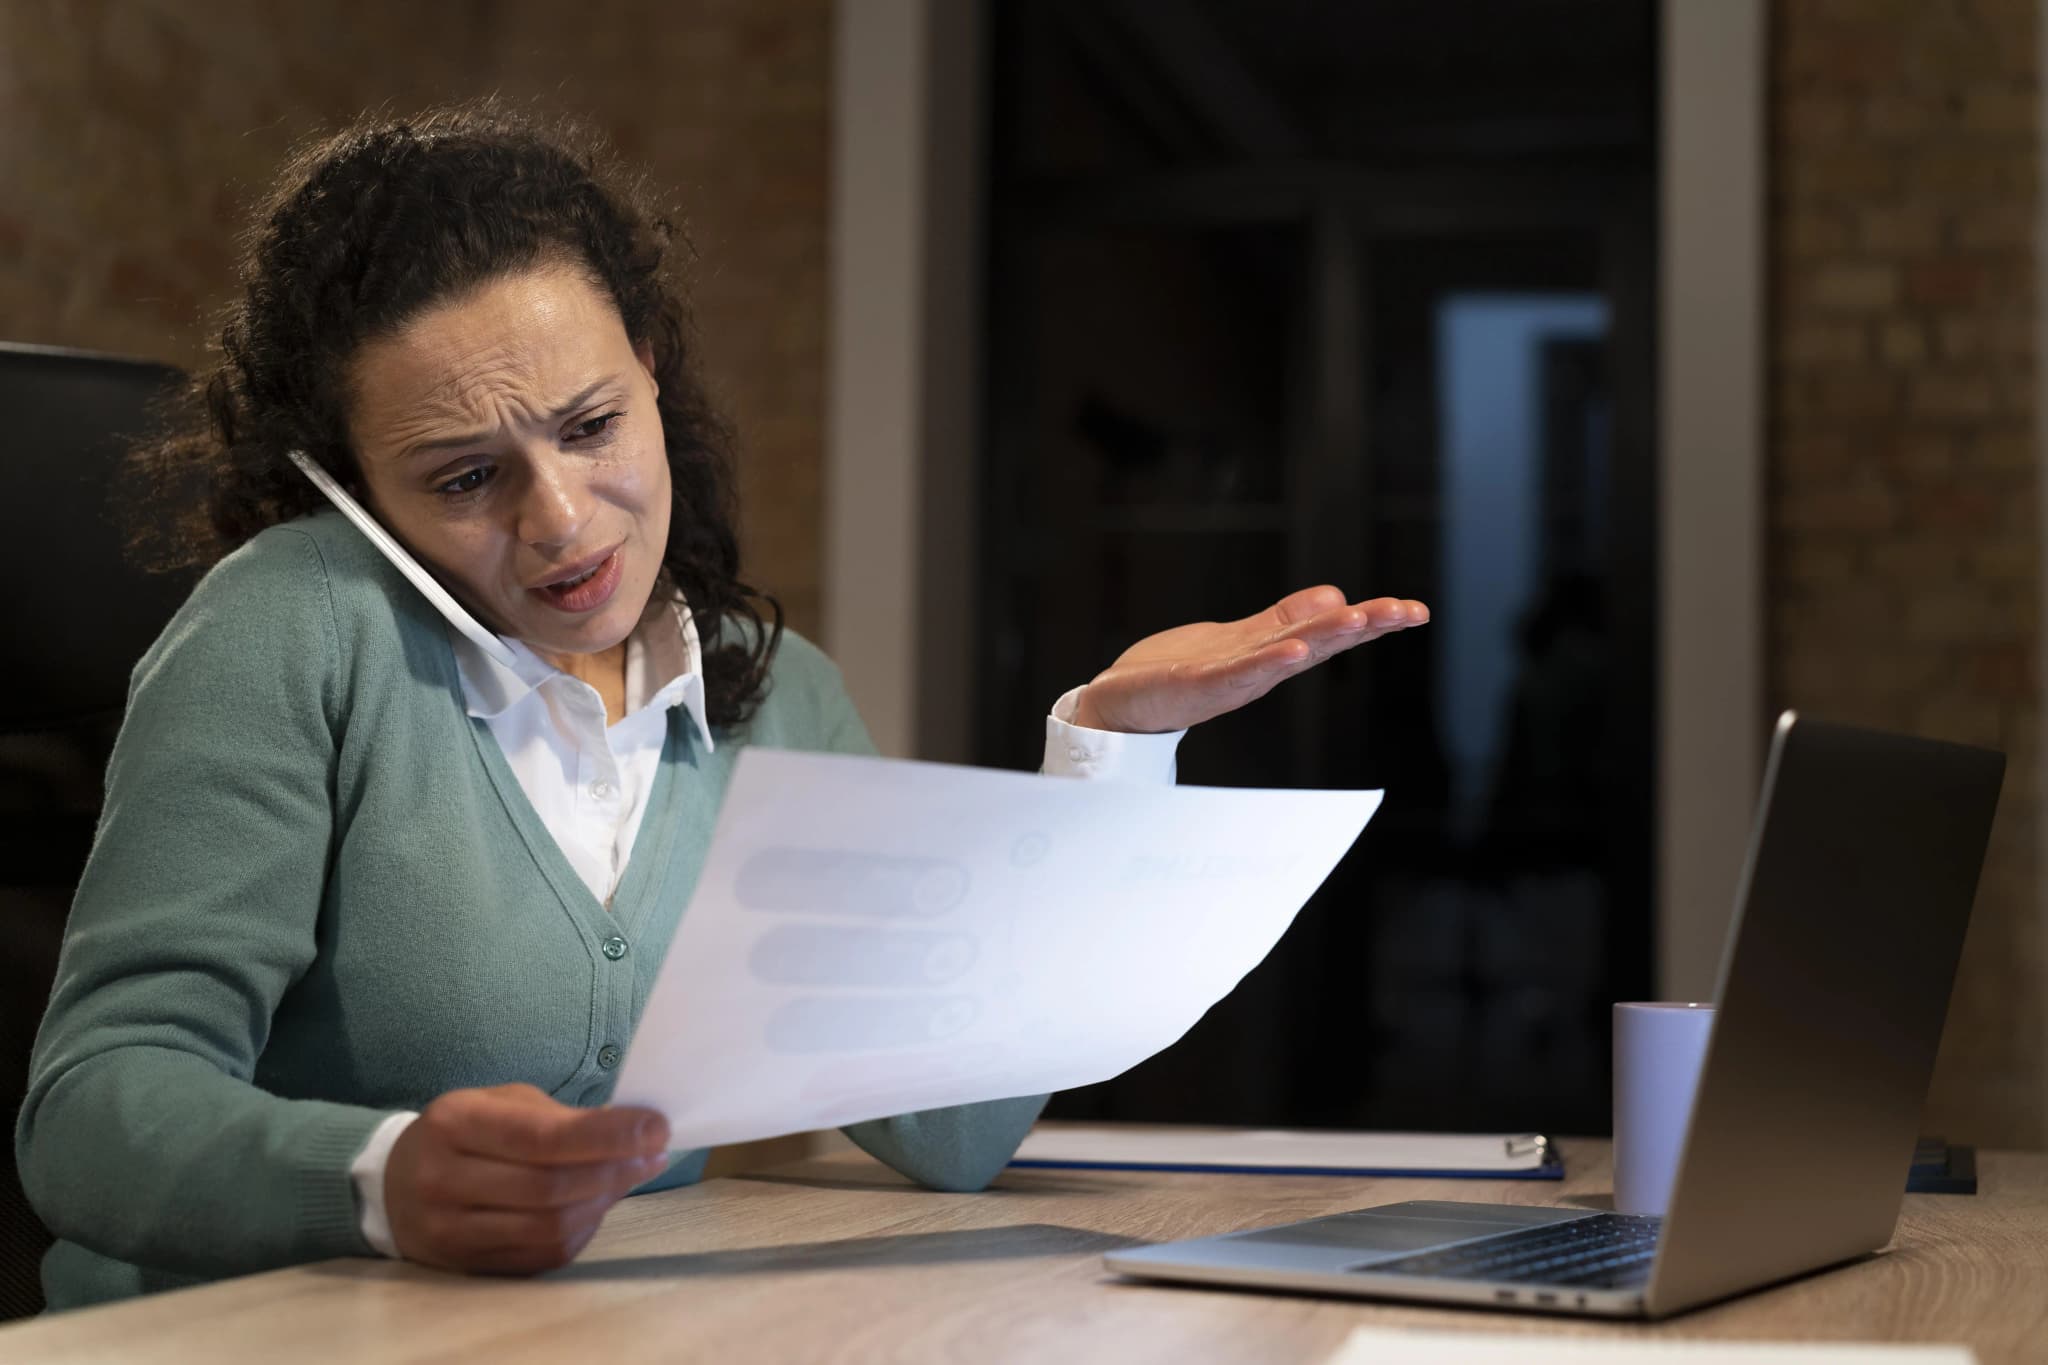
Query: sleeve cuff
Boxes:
[
  {"xmin": 1042, "ymin": 686, "xmax": 1184, "ymax": 784},
  {"xmin": 349, "ymin": 1110, "xmax": 420, "ymax": 1259}
]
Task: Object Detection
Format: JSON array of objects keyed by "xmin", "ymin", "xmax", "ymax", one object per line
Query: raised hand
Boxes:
[
  {"xmin": 384, "ymin": 1082, "xmax": 670, "ymax": 1274},
  {"xmin": 1069, "ymin": 585, "xmax": 1429, "ymax": 735}
]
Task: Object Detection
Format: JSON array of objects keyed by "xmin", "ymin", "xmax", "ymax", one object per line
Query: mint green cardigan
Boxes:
[{"xmin": 15, "ymin": 511, "xmax": 1047, "ymax": 1311}]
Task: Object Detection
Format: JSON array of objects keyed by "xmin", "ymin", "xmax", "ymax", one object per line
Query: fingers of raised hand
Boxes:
[
  {"xmin": 1264, "ymin": 586, "xmax": 1429, "ymax": 631},
  {"xmin": 1266, "ymin": 584, "xmax": 1349, "ymax": 626},
  {"xmin": 1221, "ymin": 594, "xmax": 1432, "ymax": 682},
  {"xmin": 1255, "ymin": 609, "xmax": 1365, "ymax": 664},
  {"xmin": 1362, "ymin": 597, "xmax": 1429, "ymax": 630},
  {"xmin": 1267, "ymin": 597, "xmax": 1428, "ymax": 651}
]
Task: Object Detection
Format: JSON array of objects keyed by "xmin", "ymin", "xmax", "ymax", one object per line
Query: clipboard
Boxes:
[{"xmin": 1008, "ymin": 1124, "xmax": 1565, "ymax": 1180}]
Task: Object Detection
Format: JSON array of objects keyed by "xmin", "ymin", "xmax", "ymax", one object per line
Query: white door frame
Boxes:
[
  {"xmin": 823, "ymin": 0, "xmax": 982, "ymax": 765},
  {"xmin": 1657, "ymin": 0, "xmax": 1766, "ymax": 1000}
]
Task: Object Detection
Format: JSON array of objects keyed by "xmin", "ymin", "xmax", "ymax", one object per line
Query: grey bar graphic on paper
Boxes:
[
  {"xmin": 765, "ymin": 995, "xmax": 980, "ymax": 1053},
  {"xmin": 748, "ymin": 925, "xmax": 979, "ymax": 987},
  {"xmin": 735, "ymin": 848, "xmax": 971, "ymax": 918}
]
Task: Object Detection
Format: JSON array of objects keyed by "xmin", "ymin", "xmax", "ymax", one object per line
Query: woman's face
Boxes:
[{"xmin": 347, "ymin": 262, "xmax": 671, "ymax": 659}]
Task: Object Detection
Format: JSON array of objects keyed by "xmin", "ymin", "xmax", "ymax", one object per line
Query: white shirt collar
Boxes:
[{"xmin": 443, "ymin": 591, "xmax": 715, "ymax": 752}]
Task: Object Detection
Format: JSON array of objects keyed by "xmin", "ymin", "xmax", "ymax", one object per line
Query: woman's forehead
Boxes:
[{"xmin": 351, "ymin": 266, "xmax": 634, "ymax": 446}]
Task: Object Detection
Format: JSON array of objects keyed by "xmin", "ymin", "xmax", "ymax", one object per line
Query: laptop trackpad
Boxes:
[{"xmin": 1230, "ymin": 1200, "xmax": 1591, "ymax": 1264}]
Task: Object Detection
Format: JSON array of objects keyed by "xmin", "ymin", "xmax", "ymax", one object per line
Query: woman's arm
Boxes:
[
  {"xmin": 794, "ymin": 644, "xmax": 1164, "ymax": 1191},
  {"xmin": 807, "ymin": 589, "xmax": 1426, "ymax": 1191},
  {"xmin": 13, "ymin": 530, "xmax": 394, "ymax": 1279}
]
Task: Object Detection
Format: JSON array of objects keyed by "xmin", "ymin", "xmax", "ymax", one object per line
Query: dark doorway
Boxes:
[{"xmin": 977, "ymin": 0, "xmax": 1658, "ymax": 1136}]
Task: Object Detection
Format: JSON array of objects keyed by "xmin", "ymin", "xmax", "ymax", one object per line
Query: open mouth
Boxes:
[{"xmin": 532, "ymin": 547, "xmax": 625, "ymax": 613}]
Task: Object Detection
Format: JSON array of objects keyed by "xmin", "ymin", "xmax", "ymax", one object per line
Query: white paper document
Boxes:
[
  {"xmin": 612, "ymin": 748, "xmax": 1382, "ymax": 1150},
  {"xmin": 1324, "ymin": 1330, "xmax": 1977, "ymax": 1365}
]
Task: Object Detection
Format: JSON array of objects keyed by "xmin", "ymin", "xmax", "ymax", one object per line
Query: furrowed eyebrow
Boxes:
[{"xmin": 397, "ymin": 378, "xmax": 620, "ymax": 461}]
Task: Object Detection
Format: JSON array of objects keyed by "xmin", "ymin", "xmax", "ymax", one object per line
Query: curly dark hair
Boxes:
[{"xmin": 126, "ymin": 99, "xmax": 781, "ymax": 726}]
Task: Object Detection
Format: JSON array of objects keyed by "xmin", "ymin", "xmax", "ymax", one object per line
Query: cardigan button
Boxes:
[
  {"xmin": 598, "ymin": 1045, "xmax": 621, "ymax": 1069},
  {"xmin": 602, "ymin": 935, "xmax": 629, "ymax": 961}
]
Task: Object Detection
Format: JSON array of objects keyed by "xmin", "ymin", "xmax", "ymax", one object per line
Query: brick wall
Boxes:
[
  {"xmin": 1771, "ymin": 0, "xmax": 2043, "ymax": 1145},
  {"xmin": 0, "ymin": 0, "xmax": 829, "ymax": 635}
]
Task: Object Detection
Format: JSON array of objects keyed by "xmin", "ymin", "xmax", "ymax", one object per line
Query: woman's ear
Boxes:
[{"xmin": 635, "ymin": 339, "xmax": 660, "ymax": 398}]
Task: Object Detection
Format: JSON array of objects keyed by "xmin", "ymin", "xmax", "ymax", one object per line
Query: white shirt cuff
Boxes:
[
  {"xmin": 350, "ymin": 1110, "xmax": 420, "ymax": 1259},
  {"xmin": 1042, "ymin": 686, "xmax": 1185, "ymax": 783}
]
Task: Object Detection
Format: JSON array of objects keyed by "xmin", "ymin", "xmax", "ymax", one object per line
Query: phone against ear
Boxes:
[{"xmin": 286, "ymin": 450, "xmax": 520, "ymax": 668}]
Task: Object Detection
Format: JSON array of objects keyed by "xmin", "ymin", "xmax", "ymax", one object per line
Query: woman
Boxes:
[{"xmin": 14, "ymin": 102, "xmax": 1427, "ymax": 1310}]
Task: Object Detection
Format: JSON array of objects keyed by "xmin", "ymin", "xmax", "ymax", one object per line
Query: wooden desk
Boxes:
[{"xmin": 3, "ymin": 1138, "xmax": 2042, "ymax": 1363}]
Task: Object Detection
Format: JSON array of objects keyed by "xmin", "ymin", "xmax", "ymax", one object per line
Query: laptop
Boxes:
[{"xmin": 1104, "ymin": 711, "xmax": 2004, "ymax": 1319}]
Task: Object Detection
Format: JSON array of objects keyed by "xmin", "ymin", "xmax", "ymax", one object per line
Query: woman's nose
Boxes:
[{"xmin": 515, "ymin": 457, "xmax": 591, "ymax": 549}]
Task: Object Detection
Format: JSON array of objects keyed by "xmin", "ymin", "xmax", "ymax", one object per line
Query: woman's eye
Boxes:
[
  {"xmin": 570, "ymin": 411, "xmax": 624, "ymax": 441},
  {"xmin": 435, "ymin": 466, "xmax": 494, "ymax": 498}
]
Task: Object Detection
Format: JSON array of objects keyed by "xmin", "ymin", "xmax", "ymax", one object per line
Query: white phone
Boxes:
[{"xmin": 287, "ymin": 450, "xmax": 520, "ymax": 668}]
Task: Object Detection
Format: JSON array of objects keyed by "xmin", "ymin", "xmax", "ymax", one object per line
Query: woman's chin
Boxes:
[{"xmin": 507, "ymin": 594, "xmax": 629, "ymax": 654}]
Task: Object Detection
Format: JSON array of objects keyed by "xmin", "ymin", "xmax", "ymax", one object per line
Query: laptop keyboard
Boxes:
[{"xmin": 1354, "ymin": 1213, "xmax": 1662, "ymax": 1290}]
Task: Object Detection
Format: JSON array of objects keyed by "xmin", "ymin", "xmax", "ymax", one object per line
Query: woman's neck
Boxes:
[{"xmin": 536, "ymin": 642, "xmax": 629, "ymax": 725}]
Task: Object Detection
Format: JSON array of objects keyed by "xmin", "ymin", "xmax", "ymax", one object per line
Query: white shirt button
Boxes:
[
  {"xmin": 1067, "ymin": 746, "xmax": 1088, "ymax": 763},
  {"xmin": 590, "ymin": 779, "xmax": 616, "ymax": 801}
]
